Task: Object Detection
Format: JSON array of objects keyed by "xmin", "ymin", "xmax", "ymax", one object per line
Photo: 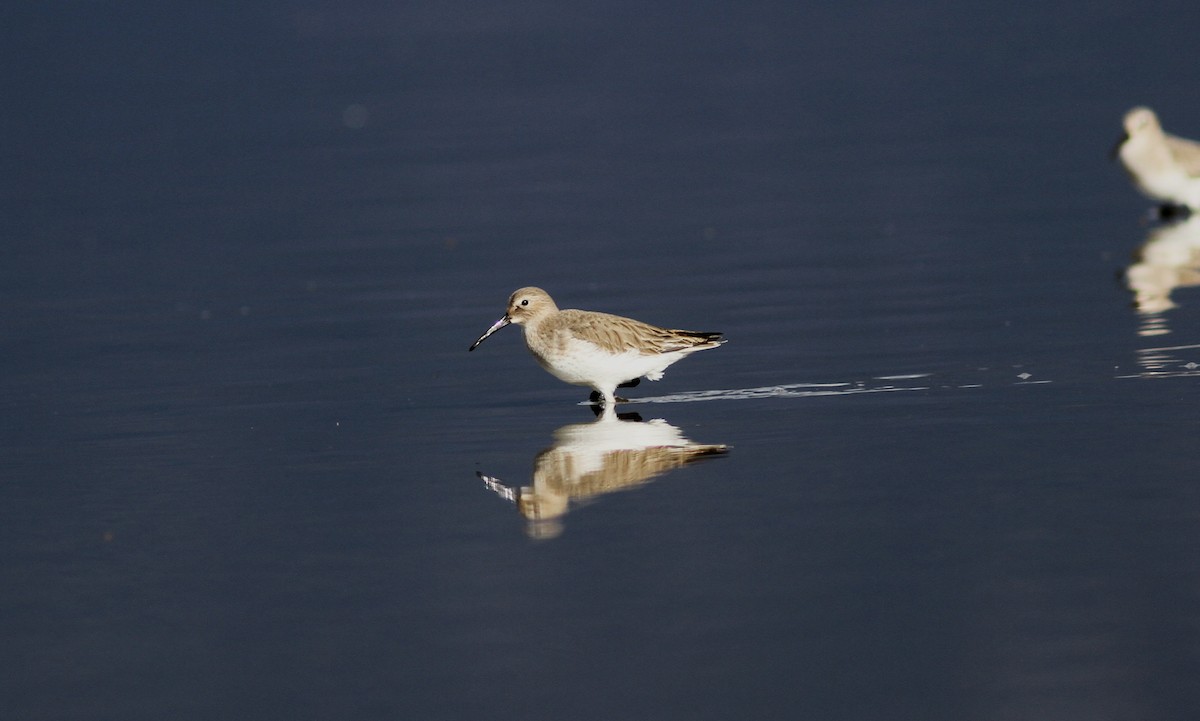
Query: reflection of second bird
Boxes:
[
  {"xmin": 1114, "ymin": 106, "xmax": 1200, "ymax": 211},
  {"xmin": 469, "ymin": 287, "xmax": 724, "ymax": 408},
  {"xmin": 1126, "ymin": 214, "xmax": 1200, "ymax": 316}
]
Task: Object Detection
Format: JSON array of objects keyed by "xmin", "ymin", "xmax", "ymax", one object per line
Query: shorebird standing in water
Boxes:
[
  {"xmin": 469, "ymin": 287, "xmax": 724, "ymax": 408},
  {"xmin": 1115, "ymin": 106, "xmax": 1200, "ymax": 211}
]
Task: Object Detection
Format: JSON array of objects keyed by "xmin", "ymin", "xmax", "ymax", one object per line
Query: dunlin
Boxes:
[
  {"xmin": 468, "ymin": 287, "xmax": 724, "ymax": 407},
  {"xmin": 1115, "ymin": 106, "xmax": 1200, "ymax": 210}
]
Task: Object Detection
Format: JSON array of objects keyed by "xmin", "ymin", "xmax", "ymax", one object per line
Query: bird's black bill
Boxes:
[
  {"xmin": 468, "ymin": 316, "xmax": 511, "ymax": 351},
  {"xmin": 1110, "ymin": 132, "xmax": 1129, "ymax": 160}
]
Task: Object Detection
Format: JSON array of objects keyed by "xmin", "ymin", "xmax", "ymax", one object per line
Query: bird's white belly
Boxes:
[
  {"xmin": 1137, "ymin": 168, "xmax": 1194, "ymax": 202},
  {"xmin": 532, "ymin": 338, "xmax": 671, "ymax": 389},
  {"xmin": 1122, "ymin": 140, "xmax": 1200, "ymax": 207}
]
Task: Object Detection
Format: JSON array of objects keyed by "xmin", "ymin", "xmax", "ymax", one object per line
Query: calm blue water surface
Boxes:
[{"xmin": 4, "ymin": 2, "xmax": 1200, "ymax": 720}]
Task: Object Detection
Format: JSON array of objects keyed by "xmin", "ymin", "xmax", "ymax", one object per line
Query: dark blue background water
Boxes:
[{"xmin": 4, "ymin": 2, "xmax": 1200, "ymax": 719}]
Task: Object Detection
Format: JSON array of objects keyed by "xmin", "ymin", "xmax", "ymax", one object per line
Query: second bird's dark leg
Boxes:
[{"xmin": 1156, "ymin": 203, "xmax": 1192, "ymax": 221}]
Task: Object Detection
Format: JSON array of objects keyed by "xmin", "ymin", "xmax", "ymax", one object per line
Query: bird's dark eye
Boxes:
[{"xmin": 520, "ymin": 299, "xmax": 529, "ymax": 306}]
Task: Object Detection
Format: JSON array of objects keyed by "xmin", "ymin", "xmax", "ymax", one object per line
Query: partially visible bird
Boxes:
[{"xmin": 1115, "ymin": 106, "xmax": 1200, "ymax": 211}]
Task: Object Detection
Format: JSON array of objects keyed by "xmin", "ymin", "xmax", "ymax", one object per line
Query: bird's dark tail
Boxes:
[{"xmin": 682, "ymin": 331, "xmax": 725, "ymax": 346}]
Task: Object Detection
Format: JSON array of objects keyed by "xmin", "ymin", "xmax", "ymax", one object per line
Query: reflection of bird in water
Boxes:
[
  {"xmin": 478, "ymin": 415, "xmax": 728, "ymax": 539},
  {"xmin": 1125, "ymin": 215, "xmax": 1200, "ymax": 335},
  {"xmin": 468, "ymin": 287, "xmax": 724, "ymax": 409},
  {"xmin": 1114, "ymin": 106, "xmax": 1200, "ymax": 212}
]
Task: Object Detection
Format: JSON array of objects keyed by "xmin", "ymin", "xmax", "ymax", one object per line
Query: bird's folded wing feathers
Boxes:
[{"xmin": 1166, "ymin": 134, "xmax": 1200, "ymax": 176}]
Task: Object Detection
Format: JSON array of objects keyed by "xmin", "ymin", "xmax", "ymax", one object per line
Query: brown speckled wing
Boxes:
[{"xmin": 556, "ymin": 310, "xmax": 724, "ymax": 355}]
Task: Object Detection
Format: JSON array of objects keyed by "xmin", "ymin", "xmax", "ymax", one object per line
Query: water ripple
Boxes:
[{"xmin": 595, "ymin": 371, "xmax": 1055, "ymax": 406}]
